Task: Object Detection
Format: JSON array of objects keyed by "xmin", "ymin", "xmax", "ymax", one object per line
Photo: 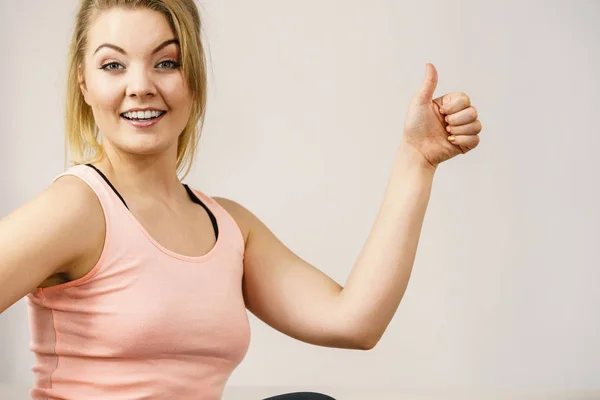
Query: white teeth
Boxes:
[{"xmin": 123, "ymin": 110, "xmax": 164, "ymax": 120}]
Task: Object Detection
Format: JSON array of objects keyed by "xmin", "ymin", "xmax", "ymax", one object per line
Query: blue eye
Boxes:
[
  {"xmin": 100, "ymin": 62, "xmax": 123, "ymax": 71},
  {"xmin": 157, "ymin": 60, "xmax": 180, "ymax": 69}
]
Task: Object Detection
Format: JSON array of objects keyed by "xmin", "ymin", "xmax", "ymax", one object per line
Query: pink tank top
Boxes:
[{"xmin": 26, "ymin": 164, "xmax": 251, "ymax": 400}]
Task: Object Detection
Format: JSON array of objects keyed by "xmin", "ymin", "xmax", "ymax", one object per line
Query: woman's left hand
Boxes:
[{"xmin": 401, "ymin": 63, "xmax": 482, "ymax": 168}]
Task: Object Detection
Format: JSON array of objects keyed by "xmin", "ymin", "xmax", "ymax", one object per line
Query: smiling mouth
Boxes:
[{"xmin": 121, "ymin": 111, "xmax": 167, "ymax": 121}]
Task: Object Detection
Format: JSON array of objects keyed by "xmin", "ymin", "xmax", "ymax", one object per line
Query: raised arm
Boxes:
[
  {"xmin": 217, "ymin": 146, "xmax": 435, "ymax": 350},
  {"xmin": 217, "ymin": 64, "xmax": 482, "ymax": 350}
]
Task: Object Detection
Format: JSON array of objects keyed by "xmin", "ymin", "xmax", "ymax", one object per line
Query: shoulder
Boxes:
[
  {"xmin": 21, "ymin": 173, "xmax": 103, "ymax": 223},
  {"xmin": 0, "ymin": 174, "xmax": 105, "ymax": 285},
  {"xmin": 50, "ymin": 174, "xmax": 105, "ymax": 222},
  {"xmin": 212, "ymin": 197, "xmax": 255, "ymax": 244},
  {"xmin": 47, "ymin": 173, "xmax": 106, "ymax": 258},
  {"xmin": 51, "ymin": 173, "xmax": 99, "ymax": 202}
]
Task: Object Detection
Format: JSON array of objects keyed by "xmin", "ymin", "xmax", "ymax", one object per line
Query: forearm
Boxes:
[{"xmin": 338, "ymin": 143, "xmax": 436, "ymax": 346}]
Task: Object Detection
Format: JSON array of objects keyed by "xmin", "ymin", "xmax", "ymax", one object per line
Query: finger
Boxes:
[
  {"xmin": 446, "ymin": 120, "xmax": 482, "ymax": 135},
  {"xmin": 437, "ymin": 92, "xmax": 471, "ymax": 115},
  {"xmin": 445, "ymin": 106, "xmax": 478, "ymax": 126},
  {"xmin": 447, "ymin": 134, "xmax": 480, "ymax": 152}
]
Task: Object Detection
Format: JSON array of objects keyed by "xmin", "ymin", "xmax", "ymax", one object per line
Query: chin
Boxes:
[{"xmin": 116, "ymin": 136, "xmax": 176, "ymax": 158}]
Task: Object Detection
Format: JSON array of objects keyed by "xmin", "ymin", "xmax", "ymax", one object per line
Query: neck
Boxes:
[{"xmin": 94, "ymin": 144, "xmax": 187, "ymax": 205}]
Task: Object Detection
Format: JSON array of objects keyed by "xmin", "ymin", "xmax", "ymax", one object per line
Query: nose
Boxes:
[{"xmin": 125, "ymin": 65, "xmax": 157, "ymax": 98}]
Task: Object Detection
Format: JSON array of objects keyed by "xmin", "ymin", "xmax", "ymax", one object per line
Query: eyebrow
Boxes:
[{"xmin": 93, "ymin": 39, "xmax": 179, "ymax": 56}]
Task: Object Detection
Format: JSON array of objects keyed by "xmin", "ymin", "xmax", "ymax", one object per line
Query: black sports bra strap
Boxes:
[
  {"xmin": 83, "ymin": 164, "xmax": 219, "ymax": 239},
  {"xmin": 85, "ymin": 164, "xmax": 129, "ymax": 209}
]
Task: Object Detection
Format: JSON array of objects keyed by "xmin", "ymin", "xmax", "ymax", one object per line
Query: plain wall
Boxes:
[{"xmin": 1, "ymin": 0, "xmax": 599, "ymax": 394}]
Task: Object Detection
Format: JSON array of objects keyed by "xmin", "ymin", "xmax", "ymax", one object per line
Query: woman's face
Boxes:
[{"xmin": 80, "ymin": 7, "xmax": 192, "ymax": 158}]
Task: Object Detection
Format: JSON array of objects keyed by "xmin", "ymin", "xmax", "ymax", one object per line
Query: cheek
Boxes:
[
  {"xmin": 86, "ymin": 75, "xmax": 123, "ymax": 111},
  {"xmin": 162, "ymin": 75, "xmax": 191, "ymax": 109}
]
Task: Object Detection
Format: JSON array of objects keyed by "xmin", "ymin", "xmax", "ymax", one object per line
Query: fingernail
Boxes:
[{"xmin": 447, "ymin": 135, "xmax": 456, "ymax": 143}]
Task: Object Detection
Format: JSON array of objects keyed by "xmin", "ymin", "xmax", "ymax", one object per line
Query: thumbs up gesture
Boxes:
[{"xmin": 401, "ymin": 64, "xmax": 482, "ymax": 168}]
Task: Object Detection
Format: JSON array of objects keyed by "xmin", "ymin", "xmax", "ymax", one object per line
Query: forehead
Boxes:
[{"xmin": 87, "ymin": 7, "xmax": 176, "ymax": 54}]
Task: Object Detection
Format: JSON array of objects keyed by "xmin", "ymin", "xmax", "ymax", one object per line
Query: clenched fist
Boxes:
[{"xmin": 401, "ymin": 63, "xmax": 482, "ymax": 168}]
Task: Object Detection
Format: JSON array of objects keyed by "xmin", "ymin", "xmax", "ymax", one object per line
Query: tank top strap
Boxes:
[
  {"xmin": 187, "ymin": 188, "xmax": 246, "ymax": 257},
  {"xmin": 51, "ymin": 164, "xmax": 245, "ymax": 261},
  {"xmin": 52, "ymin": 164, "xmax": 127, "ymax": 217}
]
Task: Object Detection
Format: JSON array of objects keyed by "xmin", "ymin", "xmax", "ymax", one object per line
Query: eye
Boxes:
[
  {"xmin": 156, "ymin": 60, "xmax": 180, "ymax": 69},
  {"xmin": 100, "ymin": 62, "xmax": 124, "ymax": 71}
]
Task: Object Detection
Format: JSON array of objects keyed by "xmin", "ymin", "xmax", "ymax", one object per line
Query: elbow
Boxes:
[
  {"xmin": 342, "ymin": 326, "xmax": 382, "ymax": 351},
  {"xmin": 356, "ymin": 334, "xmax": 380, "ymax": 351},
  {"xmin": 332, "ymin": 308, "xmax": 384, "ymax": 350}
]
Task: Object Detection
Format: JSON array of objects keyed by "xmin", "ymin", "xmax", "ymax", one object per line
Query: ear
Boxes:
[{"xmin": 78, "ymin": 65, "xmax": 90, "ymax": 105}]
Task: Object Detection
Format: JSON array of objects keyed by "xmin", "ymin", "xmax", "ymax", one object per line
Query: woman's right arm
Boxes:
[{"xmin": 0, "ymin": 175, "xmax": 105, "ymax": 314}]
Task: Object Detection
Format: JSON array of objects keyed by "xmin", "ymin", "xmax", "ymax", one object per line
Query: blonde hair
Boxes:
[{"xmin": 65, "ymin": 0, "xmax": 207, "ymax": 179}]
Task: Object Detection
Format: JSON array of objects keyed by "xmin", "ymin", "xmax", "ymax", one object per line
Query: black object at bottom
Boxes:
[{"xmin": 263, "ymin": 393, "xmax": 336, "ymax": 400}]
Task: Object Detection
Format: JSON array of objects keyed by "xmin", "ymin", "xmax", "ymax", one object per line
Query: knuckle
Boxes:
[{"xmin": 460, "ymin": 92, "xmax": 471, "ymax": 105}]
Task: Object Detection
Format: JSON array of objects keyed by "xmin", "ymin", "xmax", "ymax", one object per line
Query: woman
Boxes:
[{"xmin": 0, "ymin": 0, "xmax": 482, "ymax": 399}]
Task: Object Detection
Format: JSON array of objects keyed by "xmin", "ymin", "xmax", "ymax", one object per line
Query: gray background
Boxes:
[{"xmin": 1, "ymin": 0, "xmax": 599, "ymax": 397}]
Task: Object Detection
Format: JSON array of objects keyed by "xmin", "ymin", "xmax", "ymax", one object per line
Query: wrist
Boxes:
[{"xmin": 395, "ymin": 141, "xmax": 437, "ymax": 175}]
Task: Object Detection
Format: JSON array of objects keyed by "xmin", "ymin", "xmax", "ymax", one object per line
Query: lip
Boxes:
[
  {"xmin": 121, "ymin": 111, "xmax": 166, "ymax": 128},
  {"xmin": 121, "ymin": 107, "xmax": 166, "ymax": 113}
]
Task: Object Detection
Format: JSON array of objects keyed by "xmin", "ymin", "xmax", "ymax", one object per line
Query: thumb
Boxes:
[{"xmin": 414, "ymin": 63, "xmax": 438, "ymax": 105}]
